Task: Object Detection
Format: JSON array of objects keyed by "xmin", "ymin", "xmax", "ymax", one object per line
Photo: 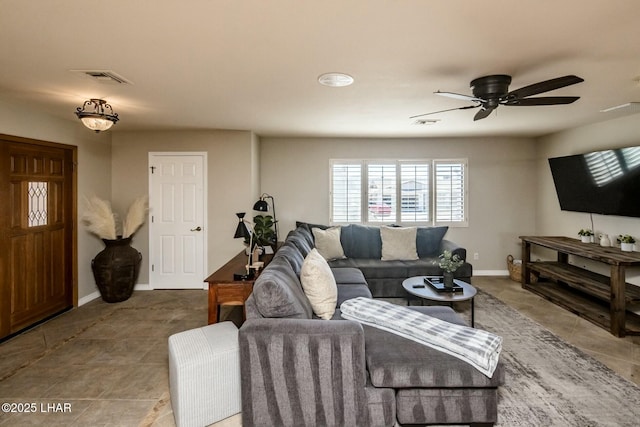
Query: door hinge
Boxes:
[
  {"xmin": 150, "ymin": 166, "xmax": 156, "ymax": 174},
  {"xmin": 152, "ymin": 264, "xmax": 154, "ymax": 272}
]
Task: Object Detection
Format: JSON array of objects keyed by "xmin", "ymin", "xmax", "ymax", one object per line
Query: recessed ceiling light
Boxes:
[{"xmin": 318, "ymin": 72, "xmax": 354, "ymax": 87}]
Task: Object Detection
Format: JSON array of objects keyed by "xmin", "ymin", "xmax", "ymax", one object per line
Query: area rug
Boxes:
[{"xmin": 468, "ymin": 290, "xmax": 640, "ymax": 427}]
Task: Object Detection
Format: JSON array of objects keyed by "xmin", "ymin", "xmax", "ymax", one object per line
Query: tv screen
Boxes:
[{"xmin": 548, "ymin": 146, "xmax": 640, "ymax": 218}]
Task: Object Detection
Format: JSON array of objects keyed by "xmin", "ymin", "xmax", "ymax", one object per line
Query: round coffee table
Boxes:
[{"xmin": 402, "ymin": 276, "xmax": 477, "ymax": 327}]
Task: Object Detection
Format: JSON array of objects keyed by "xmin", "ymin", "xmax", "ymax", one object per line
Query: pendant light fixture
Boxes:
[{"xmin": 75, "ymin": 98, "xmax": 119, "ymax": 132}]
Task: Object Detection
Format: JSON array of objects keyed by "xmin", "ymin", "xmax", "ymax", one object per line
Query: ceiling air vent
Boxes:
[
  {"xmin": 599, "ymin": 102, "xmax": 640, "ymax": 114},
  {"xmin": 412, "ymin": 119, "xmax": 440, "ymax": 126},
  {"xmin": 70, "ymin": 70, "xmax": 133, "ymax": 85}
]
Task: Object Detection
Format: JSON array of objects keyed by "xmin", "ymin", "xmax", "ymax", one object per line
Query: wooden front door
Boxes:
[{"xmin": 0, "ymin": 136, "xmax": 76, "ymax": 340}]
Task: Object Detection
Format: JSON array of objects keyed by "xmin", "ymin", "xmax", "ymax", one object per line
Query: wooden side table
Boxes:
[{"xmin": 204, "ymin": 249, "xmax": 274, "ymax": 324}]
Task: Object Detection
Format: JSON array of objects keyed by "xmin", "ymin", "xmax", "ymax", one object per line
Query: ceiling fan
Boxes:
[{"xmin": 411, "ymin": 74, "xmax": 584, "ymax": 121}]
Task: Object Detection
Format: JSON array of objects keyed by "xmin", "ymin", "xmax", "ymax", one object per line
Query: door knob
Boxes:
[{"xmin": 190, "ymin": 226, "xmax": 202, "ymax": 232}]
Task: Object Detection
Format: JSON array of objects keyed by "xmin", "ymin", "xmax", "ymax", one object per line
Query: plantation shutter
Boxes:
[
  {"xmin": 331, "ymin": 162, "xmax": 362, "ymax": 223},
  {"xmin": 435, "ymin": 160, "xmax": 467, "ymax": 225},
  {"xmin": 400, "ymin": 162, "xmax": 430, "ymax": 222},
  {"xmin": 367, "ymin": 163, "xmax": 396, "ymax": 223}
]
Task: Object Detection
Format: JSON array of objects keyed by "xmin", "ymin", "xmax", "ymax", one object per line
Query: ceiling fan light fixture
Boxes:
[
  {"xmin": 75, "ymin": 98, "xmax": 119, "ymax": 132},
  {"xmin": 318, "ymin": 72, "xmax": 354, "ymax": 87}
]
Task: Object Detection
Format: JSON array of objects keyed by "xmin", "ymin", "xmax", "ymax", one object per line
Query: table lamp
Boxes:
[{"xmin": 233, "ymin": 212, "xmax": 255, "ymax": 280}]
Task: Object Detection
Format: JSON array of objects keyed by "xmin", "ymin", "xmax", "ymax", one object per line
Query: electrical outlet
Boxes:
[{"xmin": 473, "ymin": 252, "xmax": 479, "ymax": 260}]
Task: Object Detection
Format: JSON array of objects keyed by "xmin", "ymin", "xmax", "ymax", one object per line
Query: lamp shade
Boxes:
[
  {"xmin": 80, "ymin": 117, "xmax": 115, "ymax": 132},
  {"xmin": 75, "ymin": 99, "xmax": 119, "ymax": 133},
  {"xmin": 234, "ymin": 212, "xmax": 250, "ymax": 238},
  {"xmin": 253, "ymin": 199, "xmax": 269, "ymax": 211}
]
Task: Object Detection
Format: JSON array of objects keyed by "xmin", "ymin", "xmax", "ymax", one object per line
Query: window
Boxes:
[
  {"xmin": 27, "ymin": 181, "xmax": 48, "ymax": 227},
  {"xmin": 331, "ymin": 163, "xmax": 362, "ymax": 223},
  {"xmin": 330, "ymin": 159, "xmax": 467, "ymax": 226}
]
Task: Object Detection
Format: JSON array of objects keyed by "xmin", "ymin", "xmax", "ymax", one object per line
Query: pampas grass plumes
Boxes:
[
  {"xmin": 82, "ymin": 195, "xmax": 117, "ymax": 240},
  {"xmin": 123, "ymin": 195, "xmax": 148, "ymax": 238}
]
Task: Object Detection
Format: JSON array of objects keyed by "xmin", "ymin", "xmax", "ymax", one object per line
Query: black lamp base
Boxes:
[{"xmin": 234, "ymin": 271, "xmax": 255, "ymax": 281}]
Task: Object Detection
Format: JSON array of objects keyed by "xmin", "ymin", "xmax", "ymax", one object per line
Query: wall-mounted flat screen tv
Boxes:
[{"xmin": 548, "ymin": 145, "xmax": 640, "ymax": 218}]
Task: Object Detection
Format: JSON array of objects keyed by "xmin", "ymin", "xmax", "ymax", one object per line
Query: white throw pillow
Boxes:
[
  {"xmin": 380, "ymin": 226, "xmax": 419, "ymax": 261},
  {"xmin": 312, "ymin": 226, "xmax": 346, "ymax": 260},
  {"xmin": 300, "ymin": 248, "xmax": 338, "ymax": 320}
]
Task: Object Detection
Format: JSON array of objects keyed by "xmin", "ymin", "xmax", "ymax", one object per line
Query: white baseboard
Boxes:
[
  {"xmin": 474, "ymin": 270, "xmax": 509, "ymax": 276},
  {"xmin": 78, "ymin": 283, "xmax": 153, "ymax": 307},
  {"xmin": 78, "ymin": 291, "xmax": 101, "ymax": 306}
]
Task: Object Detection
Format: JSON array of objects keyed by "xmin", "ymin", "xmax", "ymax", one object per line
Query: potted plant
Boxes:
[
  {"xmin": 82, "ymin": 195, "xmax": 148, "ymax": 302},
  {"xmin": 253, "ymin": 214, "xmax": 276, "ymax": 254},
  {"xmin": 578, "ymin": 229, "xmax": 594, "ymax": 243},
  {"xmin": 618, "ymin": 234, "xmax": 635, "ymax": 252},
  {"xmin": 439, "ymin": 250, "xmax": 464, "ymax": 288}
]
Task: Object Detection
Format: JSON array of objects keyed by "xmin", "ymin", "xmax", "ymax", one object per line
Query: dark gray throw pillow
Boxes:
[
  {"xmin": 340, "ymin": 224, "xmax": 382, "ymax": 259},
  {"xmin": 416, "ymin": 226, "xmax": 448, "ymax": 257}
]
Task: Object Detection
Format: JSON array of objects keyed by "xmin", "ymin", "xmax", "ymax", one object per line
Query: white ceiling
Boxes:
[{"xmin": 1, "ymin": 0, "xmax": 640, "ymax": 138}]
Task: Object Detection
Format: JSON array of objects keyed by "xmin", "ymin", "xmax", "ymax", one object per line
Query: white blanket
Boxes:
[{"xmin": 340, "ymin": 297, "xmax": 502, "ymax": 378}]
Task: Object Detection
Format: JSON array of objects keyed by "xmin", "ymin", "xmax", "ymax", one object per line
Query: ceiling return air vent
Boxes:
[{"xmin": 70, "ymin": 69, "xmax": 133, "ymax": 85}]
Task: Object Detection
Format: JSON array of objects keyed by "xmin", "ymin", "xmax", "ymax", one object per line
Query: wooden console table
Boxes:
[
  {"xmin": 520, "ymin": 236, "xmax": 640, "ymax": 337},
  {"xmin": 204, "ymin": 249, "xmax": 275, "ymax": 324}
]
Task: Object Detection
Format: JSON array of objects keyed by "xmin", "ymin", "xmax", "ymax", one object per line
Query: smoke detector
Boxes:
[{"xmin": 318, "ymin": 72, "xmax": 354, "ymax": 87}]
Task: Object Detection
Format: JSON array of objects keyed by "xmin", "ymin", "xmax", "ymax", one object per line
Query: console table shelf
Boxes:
[
  {"xmin": 520, "ymin": 236, "xmax": 640, "ymax": 337},
  {"xmin": 526, "ymin": 261, "xmax": 640, "ymax": 304}
]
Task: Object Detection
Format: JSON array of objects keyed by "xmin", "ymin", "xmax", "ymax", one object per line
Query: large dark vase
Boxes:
[
  {"xmin": 91, "ymin": 237, "xmax": 142, "ymax": 303},
  {"xmin": 443, "ymin": 271, "xmax": 455, "ymax": 288}
]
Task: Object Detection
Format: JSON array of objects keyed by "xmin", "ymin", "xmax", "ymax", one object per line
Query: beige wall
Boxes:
[
  {"xmin": 5, "ymin": 95, "xmax": 637, "ymax": 295},
  {"xmin": 110, "ymin": 130, "xmax": 259, "ymax": 285},
  {"xmin": 536, "ymin": 113, "xmax": 640, "ymax": 282},
  {"xmin": 537, "ymin": 113, "xmax": 640, "ymax": 237},
  {"xmin": 0, "ymin": 100, "xmax": 112, "ymax": 301},
  {"xmin": 260, "ymin": 136, "xmax": 538, "ymax": 272}
]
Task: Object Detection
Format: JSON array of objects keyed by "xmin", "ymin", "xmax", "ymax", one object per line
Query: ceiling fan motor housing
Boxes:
[{"xmin": 470, "ymin": 75, "xmax": 512, "ymax": 101}]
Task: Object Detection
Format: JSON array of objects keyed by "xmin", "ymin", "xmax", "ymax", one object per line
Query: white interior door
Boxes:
[{"xmin": 149, "ymin": 152, "xmax": 207, "ymax": 289}]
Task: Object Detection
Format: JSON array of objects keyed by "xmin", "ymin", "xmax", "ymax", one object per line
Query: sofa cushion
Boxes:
[
  {"xmin": 285, "ymin": 230, "xmax": 314, "ymax": 258},
  {"xmin": 312, "ymin": 226, "xmax": 346, "ymax": 260},
  {"xmin": 296, "ymin": 220, "xmax": 329, "ymax": 232},
  {"xmin": 274, "ymin": 243, "xmax": 305, "ymax": 276},
  {"xmin": 416, "ymin": 226, "xmax": 448, "ymax": 257},
  {"xmin": 331, "ymin": 267, "xmax": 368, "ymax": 285},
  {"xmin": 337, "ymin": 284, "xmax": 373, "ymax": 306},
  {"xmin": 340, "ymin": 224, "xmax": 382, "ymax": 259},
  {"xmin": 363, "ymin": 306, "xmax": 504, "ymax": 388},
  {"xmin": 380, "ymin": 226, "xmax": 418, "ymax": 261},
  {"xmin": 329, "ymin": 259, "xmax": 410, "ymax": 282},
  {"xmin": 396, "ymin": 388, "xmax": 498, "ymax": 425},
  {"xmin": 300, "ymin": 249, "xmax": 338, "ymax": 320},
  {"xmin": 252, "ymin": 257, "xmax": 313, "ymax": 319}
]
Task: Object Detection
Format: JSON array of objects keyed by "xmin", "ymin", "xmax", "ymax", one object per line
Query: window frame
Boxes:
[{"xmin": 329, "ymin": 158, "xmax": 468, "ymax": 227}]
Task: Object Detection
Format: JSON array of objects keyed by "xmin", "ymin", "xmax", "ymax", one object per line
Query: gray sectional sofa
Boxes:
[
  {"xmin": 239, "ymin": 224, "xmax": 503, "ymax": 426},
  {"xmin": 298, "ymin": 222, "xmax": 473, "ymax": 297}
]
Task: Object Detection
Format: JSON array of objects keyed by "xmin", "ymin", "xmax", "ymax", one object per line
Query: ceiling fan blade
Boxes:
[
  {"xmin": 434, "ymin": 91, "xmax": 482, "ymax": 102},
  {"xmin": 473, "ymin": 107, "xmax": 495, "ymax": 121},
  {"xmin": 409, "ymin": 104, "xmax": 479, "ymax": 119},
  {"xmin": 504, "ymin": 96, "xmax": 580, "ymax": 106},
  {"xmin": 507, "ymin": 75, "xmax": 584, "ymax": 99}
]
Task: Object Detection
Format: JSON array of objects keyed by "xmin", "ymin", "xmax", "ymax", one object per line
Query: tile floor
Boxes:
[{"xmin": 0, "ymin": 276, "xmax": 638, "ymax": 426}]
